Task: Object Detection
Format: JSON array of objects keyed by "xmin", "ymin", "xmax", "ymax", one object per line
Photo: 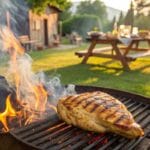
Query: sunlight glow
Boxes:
[
  {"xmin": 71, "ymin": 0, "xmax": 132, "ymax": 11},
  {"xmin": 102, "ymin": 0, "xmax": 132, "ymax": 11}
]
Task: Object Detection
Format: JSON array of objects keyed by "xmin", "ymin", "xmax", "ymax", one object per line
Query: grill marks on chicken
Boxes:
[
  {"xmin": 57, "ymin": 91, "xmax": 144, "ymax": 138},
  {"xmin": 63, "ymin": 92, "xmax": 127, "ymax": 123}
]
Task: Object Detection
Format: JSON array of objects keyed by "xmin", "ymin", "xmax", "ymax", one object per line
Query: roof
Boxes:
[
  {"xmin": 15, "ymin": 0, "xmax": 62, "ymax": 13},
  {"xmin": 48, "ymin": 5, "xmax": 62, "ymax": 13}
]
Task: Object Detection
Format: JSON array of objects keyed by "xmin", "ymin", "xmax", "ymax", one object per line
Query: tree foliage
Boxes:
[
  {"xmin": 26, "ymin": 0, "xmax": 71, "ymax": 14},
  {"xmin": 134, "ymin": 0, "xmax": 150, "ymax": 15},
  {"xmin": 76, "ymin": 0, "xmax": 107, "ymax": 24},
  {"xmin": 134, "ymin": 0, "xmax": 150, "ymax": 9},
  {"xmin": 59, "ymin": 3, "xmax": 73, "ymax": 21},
  {"xmin": 134, "ymin": 14, "xmax": 150, "ymax": 29},
  {"xmin": 62, "ymin": 14, "xmax": 100, "ymax": 38},
  {"xmin": 118, "ymin": 12, "xmax": 124, "ymax": 26},
  {"xmin": 124, "ymin": 2, "xmax": 134, "ymax": 27}
]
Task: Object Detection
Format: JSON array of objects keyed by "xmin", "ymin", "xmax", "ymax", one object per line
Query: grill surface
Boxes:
[{"xmin": 10, "ymin": 85, "xmax": 150, "ymax": 150}]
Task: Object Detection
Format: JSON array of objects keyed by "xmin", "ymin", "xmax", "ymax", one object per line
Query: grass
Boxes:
[
  {"xmin": 0, "ymin": 43, "xmax": 150, "ymax": 97},
  {"xmin": 28, "ymin": 43, "xmax": 150, "ymax": 97}
]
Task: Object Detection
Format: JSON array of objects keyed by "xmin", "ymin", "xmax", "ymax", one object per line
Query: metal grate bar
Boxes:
[
  {"xmin": 23, "ymin": 122, "xmax": 66, "ymax": 142},
  {"xmin": 19, "ymin": 120, "xmax": 63, "ymax": 139},
  {"xmin": 113, "ymin": 139, "xmax": 129, "ymax": 150},
  {"xmin": 135, "ymin": 111, "xmax": 150, "ymax": 123},
  {"xmin": 133, "ymin": 105, "xmax": 150, "ymax": 118},
  {"xmin": 121, "ymin": 99, "xmax": 133, "ymax": 105},
  {"xmin": 32, "ymin": 125, "xmax": 72, "ymax": 146},
  {"xmin": 116, "ymin": 97, "xmax": 128, "ymax": 103},
  {"xmin": 140, "ymin": 116, "xmax": 150, "ymax": 128},
  {"xmin": 40, "ymin": 128, "xmax": 79, "ymax": 149},
  {"xmin": 12, "ymin": 117, "xmax": 56, "ymax": 134},
  {"xmin": 128, "ymin": 103, "xmax": 143, "ymax": 112},
  {"xmin": 98, "ymin": 136, "xmax": 121, "ymax": 150},
  {"xmin": 125, "ymin": 101, "xmax": 140, "ymax": 109},
  {"xmin": 45, "ymin": 132, "xmax": 87, "ymax": 150},
  {"xmin": 132, "ymin": 107, "xmax": 148, "ymax": 117},
  {"xmin": 82, "ymin": 135, "xmax": 110, "ymax": 150},
  {"xmin": 70, "ymin": 137, "xmax": 90, "ymax": 149},
  {"xmin": 122, "ymin": 134, "xmax": 147, "ymax": 150}
]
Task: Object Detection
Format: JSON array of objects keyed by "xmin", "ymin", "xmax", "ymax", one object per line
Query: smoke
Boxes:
[
  {"xmin": 0, "ymin": 26, "xmax": 76, "ymax": 112},
  {"xmin": 45, "ymin": 76, "xmax": 76, "ymax": 105},
  {"xmin": 0, "ymin": 0, "xmax": 29, "ymax": 35},
  {"xmin": 0, "ymin": 0, "xmax": 76, "ymax": 128}
]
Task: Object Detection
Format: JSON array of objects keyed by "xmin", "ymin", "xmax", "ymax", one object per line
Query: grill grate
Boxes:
[{"xmin": 10, "ymin": 86, "xmax": 150, "ymax": 150}]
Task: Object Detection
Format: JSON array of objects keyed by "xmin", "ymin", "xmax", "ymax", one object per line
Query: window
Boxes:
[{"xmin": 33, "ymin": 20, "xmax": 41, "ymax": 30}]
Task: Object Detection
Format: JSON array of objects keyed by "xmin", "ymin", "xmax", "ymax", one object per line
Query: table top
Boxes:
[{"xmin": 86, "ymin": 36, "xmax": 150, "ymax": 43}]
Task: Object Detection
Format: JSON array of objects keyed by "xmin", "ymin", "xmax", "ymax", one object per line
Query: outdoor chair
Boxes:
[
  {"xmin": 68, "ymin": 32, "xmax": 82, "ymax": 45},
  {"xmin": 52, "ymin": 34, "xmax": 60, "ymax": 47}
]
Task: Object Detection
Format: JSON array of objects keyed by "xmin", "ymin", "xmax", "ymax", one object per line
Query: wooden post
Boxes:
[
  {"xmin": 112, "ymin": 41, "xmax": 130, "ymax": 70},
  {"xmin": 6, "ymin": 11, "xmax": 11, "ymax": 29},
  {"xmin": 82, "ymin": 40, "xmax": 97, "ymax": 64},
  {"xmin": 59, "ymin": 21, "xmax": 62, "ymax": 41}
]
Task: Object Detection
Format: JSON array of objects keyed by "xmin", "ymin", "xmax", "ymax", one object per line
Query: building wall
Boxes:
[{"xmin": 29, "ymin": 7, "xmax": 59, "ymax": 48}]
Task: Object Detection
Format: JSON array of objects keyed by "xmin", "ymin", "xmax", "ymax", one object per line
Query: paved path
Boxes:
[{"xmin": 53, "ymin": 44, "xmax": 79, "ymax": 50}]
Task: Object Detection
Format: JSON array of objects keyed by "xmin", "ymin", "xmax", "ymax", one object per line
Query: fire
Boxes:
[
  {"xmin": 0, "ymin": 95, "xmax": 17, "ymax": 132},
  {"xmin": 0, "ymin": 27, "xmax": 23, "ymax": 101},
  {"xmin": 48, "ymin": 104, "xmax": 57, "ymax": 113},
  {"xmin": 0, "ymin": 27, "xmax": 24, "ymax": 55},
  {"xmin": 0, "ymin": 27, "xmax": 57, "ymax": 132},
  {"xmin": 33, "ymin": 84, "xmax": 48, "ymax": 112}
]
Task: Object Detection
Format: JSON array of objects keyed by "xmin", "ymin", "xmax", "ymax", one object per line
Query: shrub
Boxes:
[
  {"xmin": 62, "ymin": 14, "xmax": 100, "ymax": 38},
  {"xmin": 134, "ymin": 15, "xmax": 150, "ymax": 30}
]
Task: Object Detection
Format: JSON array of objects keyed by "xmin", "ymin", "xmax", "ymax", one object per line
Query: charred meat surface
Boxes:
[{"xmin": 57, "ymin": 91, "xmax": 144, "ymax": 139}]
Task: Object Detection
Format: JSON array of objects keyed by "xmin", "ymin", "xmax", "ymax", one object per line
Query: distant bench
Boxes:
[
  {"xmin": 18, "ymin": 35, "xmax": 38, "ymax": 50},
  {"xmin": 67, "ymin": 33, "xmax": 82, "ymax": 45},
  {"xmin": 75, "ymin": 46, "xmax": 113, "ymax": 57}
]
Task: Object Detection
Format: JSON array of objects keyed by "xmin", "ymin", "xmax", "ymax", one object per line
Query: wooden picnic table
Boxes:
[{"xmin": 75, "ymin": 36, "xmax": 150, "ymax": 70}]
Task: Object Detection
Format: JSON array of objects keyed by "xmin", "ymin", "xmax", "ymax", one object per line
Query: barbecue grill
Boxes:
[{"xmin": 7, "ymin": 85, "xmax": 150, "ymax": 150}]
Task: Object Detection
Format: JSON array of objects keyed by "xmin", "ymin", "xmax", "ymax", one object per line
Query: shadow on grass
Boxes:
[{"xmin": 45, "ymin": 62, "xmax": 150, "ymax": 97}]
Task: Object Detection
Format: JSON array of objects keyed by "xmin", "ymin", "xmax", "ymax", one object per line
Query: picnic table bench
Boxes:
[
  {"xmin": 75, "ymin": 37, "xmax": 150, "ymax": 70},
  {"xmin": 18, "ymin": 35, "xmax": 38, "ymax": 50}
]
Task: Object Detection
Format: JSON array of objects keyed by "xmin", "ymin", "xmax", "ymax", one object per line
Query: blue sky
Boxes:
[{"xmin": 71, "ymin": 0, "xmax": 132, "ymax": 11}]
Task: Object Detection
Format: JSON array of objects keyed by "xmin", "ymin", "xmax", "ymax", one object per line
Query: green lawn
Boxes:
[{"xmin": 28, "ymin": 44, "xmax": 150, "ymax": 98}]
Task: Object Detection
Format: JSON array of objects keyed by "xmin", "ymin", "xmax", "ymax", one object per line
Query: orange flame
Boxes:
[
  {"xmin": 0, "ymin": 27, "xmax": 24, "ymax": 101},
  {"xmin": 0, "ymin": 27, "xmax": 24, "ymax": 55},
  {"xmin": 0, "ymin": 95, "xmax": 17, "ymax": 132},
  {"xmin": 48, "ymin": 104, "xmax": 57, "ymax": 113},
  {"xmin": 0, "ymin": 27, "xmax": 56, "ymax": 130},
  {"xmin": 33, "ymin": 84, "xmax": 48, "ymax": 112}
]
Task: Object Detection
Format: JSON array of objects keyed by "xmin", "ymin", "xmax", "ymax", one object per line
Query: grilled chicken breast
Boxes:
[{"xmin": 57, "ymin": 91, "xmax": 144, "ymax": 138}]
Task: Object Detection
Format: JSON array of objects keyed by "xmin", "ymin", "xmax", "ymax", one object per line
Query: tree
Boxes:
[
  {"xmin": 124, "ymin": 2, "xmax": 134, "ymax": 27},
  {"xmin": 59, "ymin": 3, "xmax": 72, "ymax": 21},
  {"xmin": 118, "ymin": 11, "xmax": 124, "ymax": 26},
  {"xmin": 76, "ymin": 0, "xmax": 107, "ymax": 28},
  {"xmin": 134, "ymin": 0, "xmax": 150, "ymax": 14},
  {"xmin": 26, "ymin": 0, "xmax": 71, "ymax": 14},
  {"xmin": 62, "ymin": 14, "xmax": 100, "ymax": 38},
  {"xmin": 110, "ymin": 16, "xmax": 117, "ymax": 30},
  {"xmin": 134, "ymin": 14, "xmax": 150, "ymax": 29}
]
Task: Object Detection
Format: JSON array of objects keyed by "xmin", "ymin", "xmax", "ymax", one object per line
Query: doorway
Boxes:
[{"xmin": 43, "ymin": 19, "xmax": 48, "ymax": 46}]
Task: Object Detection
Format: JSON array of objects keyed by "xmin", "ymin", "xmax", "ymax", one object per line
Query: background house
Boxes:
[
  {"xmin": 2, "ymin": 0, "xmax": 62, "ymax": 49},
  {"xmin": 29, "ymin": 6, "xmax": 62, "ymax": 48}
]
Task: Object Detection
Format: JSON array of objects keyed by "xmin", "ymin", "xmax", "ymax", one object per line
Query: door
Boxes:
[{"xmin": 43, "ymin": 19, "xmax": 48, "ymax": 46}]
